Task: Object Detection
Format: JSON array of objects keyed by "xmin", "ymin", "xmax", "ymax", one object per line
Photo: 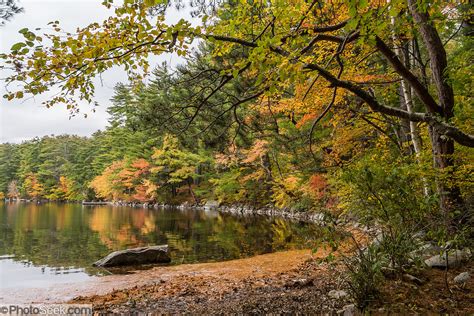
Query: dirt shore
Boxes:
[
  {"xmin": 71, "ymin": 248, "xmax": 353, "ymax": 314},
  {"xmin": 70, "ymin": 249, "xmax": 474, "ymax": 314}
]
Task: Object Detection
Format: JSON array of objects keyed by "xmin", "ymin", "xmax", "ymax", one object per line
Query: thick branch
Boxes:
[
  {"xmin": 375, "ymin": 36, "xmax": 443, "ymax": 115},
  {"xmin": 311, "ymin": 20, "xmax": 348, "ymax": 33},
  {"xmin": 205, "ymin": 33, "xmax": 474, "ymax": 147},
  {"xmin": 302, "ymin": 62, "xmax": 474, "ymax": 147}
]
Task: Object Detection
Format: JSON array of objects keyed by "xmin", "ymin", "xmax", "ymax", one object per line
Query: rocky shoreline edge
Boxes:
[
  {"xmin": 5, "ymin": 197, "xmax": 335, "ymax": 224},
  {"xmin": 106, "ymin": 200, "xmax": 330, "ymax": 224}
]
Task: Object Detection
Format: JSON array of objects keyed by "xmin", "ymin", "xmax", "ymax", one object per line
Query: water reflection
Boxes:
[{"xmin": 0, "ymin": 202, "xmax": 320, "ymax": 288}]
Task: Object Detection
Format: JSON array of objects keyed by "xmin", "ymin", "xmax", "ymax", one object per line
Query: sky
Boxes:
[{"xmin": 0, "ymin": 0, "xmax": 192, "ymax": 143}]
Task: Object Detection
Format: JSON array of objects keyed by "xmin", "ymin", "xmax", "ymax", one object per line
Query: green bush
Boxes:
[{"xmin": 337, "ymin": 154, "xmax": 437, "ymax": 271}]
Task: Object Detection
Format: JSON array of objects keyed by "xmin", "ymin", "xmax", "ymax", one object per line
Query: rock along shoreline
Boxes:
[
  {"xmin": 5, "ymin": 198, "xmax": 336, "ymax": 224},
  {"xmin": 95, "ymin": 200, "xmax": 331, "ymax": 225}
]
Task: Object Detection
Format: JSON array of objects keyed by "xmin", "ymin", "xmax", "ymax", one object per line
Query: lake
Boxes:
[{"xmin": 0, "ymin": 202, "xmax": 321, "ymax": 290}]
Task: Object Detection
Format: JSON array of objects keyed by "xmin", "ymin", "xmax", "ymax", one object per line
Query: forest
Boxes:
[{"xmin": 1, "ymin": 0, "xmax": 473, "ymax": 312}]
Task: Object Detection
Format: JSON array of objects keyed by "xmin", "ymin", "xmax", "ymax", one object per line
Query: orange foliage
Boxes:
[
  {"xmin": 307, "ymin": 174, "xmax": 328, "ymax": 200},
  {"xmin": 23, "ymin": 173, "xmax": 44, "ymax": 199},
  {"xmin": 243, "ymin": 140, "xmax": 269, "ymax": 164},
  {"xmin": 90, "ymin": 158, "xmax": 155, "ymax": 202}
]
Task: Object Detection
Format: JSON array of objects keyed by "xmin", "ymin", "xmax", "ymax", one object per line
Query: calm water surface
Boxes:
[{"xmin": 0, "ymin": 202, "xmax": 320, "ymax": 289}]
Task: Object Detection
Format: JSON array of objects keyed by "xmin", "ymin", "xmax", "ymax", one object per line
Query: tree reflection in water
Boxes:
[{"xmin": 0, "ymin": 202, "xmax": 323, "ymax": 275}]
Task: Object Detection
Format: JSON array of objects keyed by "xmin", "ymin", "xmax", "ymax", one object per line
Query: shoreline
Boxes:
[
  {"xmin": 0, "ymin": 249, "xmax": 317, "ymax": 305},
  {"xmin": 70, "ymin": 248, "xmax": 349, "ymax": 314},
  {"xmin": 108, "ymin": 201, "xmax": 333, "ymax": 224},
  {"xmin": 4, "ymin": 198, "xmax": 333, "ymax": 224}
]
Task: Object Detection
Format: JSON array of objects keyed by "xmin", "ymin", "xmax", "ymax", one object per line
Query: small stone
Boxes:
[
  {"xmin": 204, "ymin": 200, "xmax": 219, "ymax": 210},
  {"xmin": 409, "ymin": 242, "xmax": 442, "ymax": 262},
  {"xmin": 328, "ymin": 289, "xmax": 348, "ymax": 299},
  {"xmin": 403, "ymin": 273, "xmax": 423, "ymax": 285},
  {"xmin": 337, "ymin": 304, "xmax": 355, "ymax": 316},
  {"xmin": 454, "ymin": 272, "xmax": 470, "ymax": 284},
  {"xmin": 371, "ymin": 232, "xmax": 384, "ymax": 247}
]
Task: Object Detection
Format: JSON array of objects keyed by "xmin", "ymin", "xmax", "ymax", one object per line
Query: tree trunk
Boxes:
[
  {"xmin": 429, "ymin": 127, "xmax": 464, "ymax": 226},
  {"xmin": 390, "ymin": 10, "xmax": 429, "ymax": 195},
  {"xmin": 187, "ymin": 178, "xmax": 199, "ymax": 204},
  {"xmin": 407, "ymin": 0, "xmax": 464, "ymax": 217}
]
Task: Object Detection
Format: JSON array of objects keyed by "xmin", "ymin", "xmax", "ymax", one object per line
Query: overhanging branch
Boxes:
[{"xmin": 204, "ymin": 33, "xmax": 474, "ymax": 147}]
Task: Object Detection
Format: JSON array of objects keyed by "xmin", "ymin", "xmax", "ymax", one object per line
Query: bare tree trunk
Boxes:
[
  {"xmin": 390, "ymin": 10, "xmax": 429, "ymax": 195},
  {"xmin": 402, "ymin": 42, "xmax": 423, "ymax": 156}
]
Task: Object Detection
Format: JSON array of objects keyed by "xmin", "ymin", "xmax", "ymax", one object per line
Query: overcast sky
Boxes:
[{"xmin": 0, "ymin": 0, "xmax": 192, "ymax": 143}]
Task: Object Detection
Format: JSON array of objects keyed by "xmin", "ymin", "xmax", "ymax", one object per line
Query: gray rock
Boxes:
[
  {"xmin": 424, "ymin": 249, "xmax": 471, "ymax": 268},
  {"xmin": 412, "ymin": 231, "xmax": 426, "ymax": 239},
  {"xmin": 409, "ymin": 242, "xmax": 443, "ymax": 262},
  {"xmin": 403, "ymin": 273, "xmax": 423, "ymax": 285},
  {"xmin": 371, "ymin": 232, "xmax": 384, "ymax": 247},
  {"xmin": 204, "ymin": 200, "xmax": 219, "ymax": 210},
  {"xmin": 328, "ymin": 289, "xmax": 348, "ymax": 299},
  {"xmin": 337, "ymin": 304, "xmax": 356, "ymax": 316},
  {"xmin": 419, "ymin": 243, "xmax": 442, "ymax": 256},
  {"xmin": 454, "ymin": 272, "xmax": 470, "ymax": 284},
  {"xmin": 93, "ymin": 245, "xmax": 171, "ymax": 267}
]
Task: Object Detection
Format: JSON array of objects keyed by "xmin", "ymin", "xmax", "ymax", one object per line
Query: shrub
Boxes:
[
  {"xmin": 337, "ymin": 153, "xmax": 437, "ymax": 271},
  {"xmin": 345, "ymin": 243, "xmax": 385, "ymax": 310}
]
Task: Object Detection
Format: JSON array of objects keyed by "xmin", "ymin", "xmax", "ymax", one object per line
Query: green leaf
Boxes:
[
  {"xmin": 11, "ymin": 42, "xmax": 26, "ymax": 51},
  {"xmin": 232, "ymin": 68, "xmax": 239, "ymax": 78}
]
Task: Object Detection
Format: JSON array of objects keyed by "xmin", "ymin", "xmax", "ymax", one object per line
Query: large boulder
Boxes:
[
  {"xmin": 424, "ymin": 249, "xmax": 471, "ymax": 269},
  {"xmin": 93, "ymin": 245, "xmax": 171, "ymax": 267}
]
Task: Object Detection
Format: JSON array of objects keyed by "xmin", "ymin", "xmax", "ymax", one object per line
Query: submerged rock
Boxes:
[{"xmin": 93, "ymin": 245, "xmax": 171, "ymax": 267}]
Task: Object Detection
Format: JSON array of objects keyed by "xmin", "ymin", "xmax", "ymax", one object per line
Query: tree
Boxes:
[
  {"xmin": 46, "ymin": 175, "xmax": 78, "ymax": 201},
  {"xmin": 23, "ymin": 173, "xmax": 44, "ymax": 199},
  {"xmin": 0, "ymin": 143, "xmax": 19, "ymax": 194},
  {"xmin": 90, "ymin": 160, "xmax": 127, "ymax": 201},
  {"xmin": 151, "ymin": 134, "xmax": 203, "ymax": 203},
  {"xmin": 7, "ymin": 180, "xmax": 19, "ymax": 199},
  {"xmin": 90, "ymin": 157, "xmax": 157, "ymax": 202}
]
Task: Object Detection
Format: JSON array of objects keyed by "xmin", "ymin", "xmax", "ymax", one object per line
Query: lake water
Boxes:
[{"xmin": 0, "ymin": 202, "xmax": 321, "ymax": 289}]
